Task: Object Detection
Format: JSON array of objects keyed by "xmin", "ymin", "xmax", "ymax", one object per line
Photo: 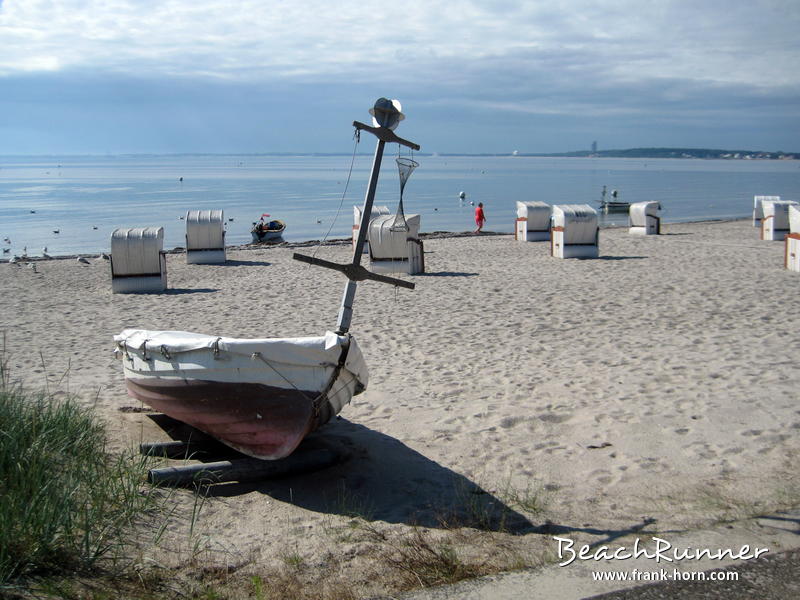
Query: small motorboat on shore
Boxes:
[
  {"xmin": 251, "ymin": 214, "xmax": 286, "ymax": 242},
  {"xmin": 599, "ymin": 185, "xmax": 630, "ymax": 213}
]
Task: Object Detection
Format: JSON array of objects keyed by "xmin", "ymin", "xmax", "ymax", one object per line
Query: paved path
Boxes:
[
  {"xmin": 393, "ymin": 510, "xmax": 800, "ymax": 600},
  {"xmin": 587, "ymin": 548, "xmax": 800, "ymax": 599}
]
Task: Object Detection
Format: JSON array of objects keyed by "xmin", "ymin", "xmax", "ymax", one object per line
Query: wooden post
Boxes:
[{"xmin": 147, "ymin": 447, "xmax": 340, "ymax": 486}]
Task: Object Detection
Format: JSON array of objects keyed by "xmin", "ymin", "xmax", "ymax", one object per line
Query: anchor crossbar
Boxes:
[
  {"xmin": 292, "ymin": 253, "xmax": 414, "ymax": 289},
  {"xmin": 352, "ymin": 121, "xmax": 421, "ymax": 151}
]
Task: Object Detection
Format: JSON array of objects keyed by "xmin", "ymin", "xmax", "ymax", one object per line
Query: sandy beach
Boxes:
[{"xmin": 2, "ymin": 218, "xmax": 799, "ymax": 598}]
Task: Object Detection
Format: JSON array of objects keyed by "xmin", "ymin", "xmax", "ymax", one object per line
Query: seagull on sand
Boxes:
[
  {"xmin": 77, "ymin": 257, "xmax": 91, "ymax": 265},
  {"xmin": 28, "ymin": 262, "xmax": 37, "ymax": 273},
  {"xmin": 42, "ymin": 249, "xmax": 51, "ymax": 259},
  {"xmin": 98, "ymin": 252, "xmax": 110, "ymax": 260}
]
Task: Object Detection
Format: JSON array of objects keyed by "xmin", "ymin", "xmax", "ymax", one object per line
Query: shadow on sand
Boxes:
[
  {"xmin": 163, "ymin": 288, "xmax": 219, "ymax": 295},
  {"xmin": 597, "ymin": 256, "xmax": 648, "ymax": 261},
  {"xmin": 209, "ymin": 418, "xmax": 535, "ymax": 532},
  {"xmin": 212, "ymin": 259, "xmax": 271, "ymax": 267},
  {"xmin": 418, "ymin": 271, "xmax": 479, "ymax": 277},
  {"xmin": 145, "ymin": 414, "xmax": 532, "ymax": 532},
  {"xmin": 143, "ymin": 414, "xmax": 666, "ymax": 541}
]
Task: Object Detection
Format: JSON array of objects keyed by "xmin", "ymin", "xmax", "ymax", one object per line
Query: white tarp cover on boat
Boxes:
[
  {"xmin": 516, "ymin": 201, "xmax": 551, "ymax": 229},
  {"xmin": 111, "ymin": 227, "xmax": 164, "ymax": 276},
  {"xmin": 763, "ymin": 200, "xmax": 799, "ymax": 231},
  {"xmin": 629, "ymin": 201, "xmax": 661, "ymax": 227},
  {"xmin": 186, "ymin": 210, "xmax": 225, "ymax": 250},
  {"xmin": 113, "ymin": 329, "xmax": 369, "ymax": 390},
  {"xmin": 754, "ymin": 195, "xmax": 781, "ymax": 224},
  {"xmin": 368, "ymin": 214, "xmax": 421, "ymax": 259},
  {"xmin": 552, "ymin": 204, "xmax": 598, "ymax": 245},
  {"xmin": 789, "ymin": 205, "xmax": 800, "ymax": 233}
]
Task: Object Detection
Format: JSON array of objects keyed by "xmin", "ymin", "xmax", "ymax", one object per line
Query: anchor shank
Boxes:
[{"xmin": 351, "ymin": 138, "xmax": 386, "ymax": 262}]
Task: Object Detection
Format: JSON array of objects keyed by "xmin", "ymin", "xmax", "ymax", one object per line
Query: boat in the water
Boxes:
[
  {"xmin": 114, "ymin": 98, "xmax": 420, "ymax": 461},
  {"xmin": 251, "ymin": 215, "xmax": 286, "ymax": 242},
  {"xmin": 599, "ymin": 185, "xmax": 630, "ymax": 213}
]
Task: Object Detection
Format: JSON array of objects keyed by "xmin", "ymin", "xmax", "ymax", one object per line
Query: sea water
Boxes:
[{"xmin": 1, "ymin": 154, "xmax": 798, "ymax": 257}]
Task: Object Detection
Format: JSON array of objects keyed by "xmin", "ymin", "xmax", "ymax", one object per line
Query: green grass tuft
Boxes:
[{"xmin": 0, "ymin": 384, "xmax": 156, "ymax": 586}]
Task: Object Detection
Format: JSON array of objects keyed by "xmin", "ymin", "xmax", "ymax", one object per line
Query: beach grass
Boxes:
[{"xmin": 0, "ymin": 378, "xmax": 159, "ymax": 588}]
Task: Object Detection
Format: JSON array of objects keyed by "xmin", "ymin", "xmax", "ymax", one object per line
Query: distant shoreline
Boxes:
[{"xmin": 0, "ymin": 149, "xmax": 796, "ymax": 160}]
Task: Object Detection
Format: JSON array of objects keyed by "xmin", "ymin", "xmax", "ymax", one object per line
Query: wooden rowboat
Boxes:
[{"xmin": 114, "ymin": 330, "xmax": 366, "ymax": 460}]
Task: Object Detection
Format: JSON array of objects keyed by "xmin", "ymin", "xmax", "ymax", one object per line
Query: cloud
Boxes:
[
  {"xmin": 1, "ymin": 1, "xmax": 798, "ymax": 153},
  {"xmin": 2, "ymin": 1, "xmax": 798, "ymax": 86}
]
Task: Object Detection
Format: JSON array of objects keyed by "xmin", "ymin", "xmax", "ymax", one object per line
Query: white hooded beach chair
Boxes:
[
  {"xmin": 628, "ymin": 201, "xmax": 661, "ymax": 235},
  {"xmin": 515, "ymin": 201, "xmax": 551, "ymax": 241},
  {"xmin": 185, "ymin": 209, "xmax": 226, "ymax": 264},
  {"xmin": 785, "ymin": 204, "xmax": 800, "ymax": 272},
  {"xmin": 760, "ymin": 200, "xmax": 798, "ymax": 241},
  {"xmin": 367, "ymin": 213, "xmax": 424, "ymax": 274},
  {"xmin": 550, "ymin": 204, "xmax": 599, "ymax": 258},
  {"xmin": 753, "ymin": 195, "xmax": 780, "ymax": 227},
  {"xmin": 110, "ymin": 227, "xmax": 167, "ymax": 293},
  {"xmin": 353, "ymin": 205, "xmax": 391, "ymax": 254}
]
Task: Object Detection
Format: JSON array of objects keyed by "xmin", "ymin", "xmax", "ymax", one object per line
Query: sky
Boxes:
[{"xmin": 1, "ymin": 0, "xmax": 799, "ymax": 155}]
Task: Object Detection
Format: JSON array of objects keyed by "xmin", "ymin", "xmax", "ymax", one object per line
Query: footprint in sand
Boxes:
[
  {"xmin": 741, "ymin": 429, "xmax": 763, "ymax": 437},
  {"xmin": 538, "ymin": 413, "xmax": 572, "ymax": 424},
  {"xmin": 499, "ymin": 415, "xmax": 529, "ymax": 429}
]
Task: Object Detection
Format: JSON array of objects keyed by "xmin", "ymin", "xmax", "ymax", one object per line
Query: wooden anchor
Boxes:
[{"xmin": 293, "ymin": 107, "xmax": 421, "ymax": 335}]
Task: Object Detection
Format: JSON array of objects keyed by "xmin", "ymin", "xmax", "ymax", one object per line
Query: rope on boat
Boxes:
[
  {"xmin": 250, "ymin": 351, "xmax": 315, "ymax": 404},
  {"xmin": 311, "ymin": 336, "xmax": 351, "ymax": 419},
  {"xmin": 249, "ymin": 335, "xmax": 352, "ymax": 421}
]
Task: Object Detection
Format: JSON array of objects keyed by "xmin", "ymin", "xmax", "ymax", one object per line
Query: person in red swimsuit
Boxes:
[{"xmin": 474, "ymin": 202, "xmax": 486, "ymax": 233}]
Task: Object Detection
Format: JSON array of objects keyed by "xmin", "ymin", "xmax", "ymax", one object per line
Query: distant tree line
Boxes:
[{"xmin": 534, "ymin": 148, "xmax": 796, "ymax": 160}]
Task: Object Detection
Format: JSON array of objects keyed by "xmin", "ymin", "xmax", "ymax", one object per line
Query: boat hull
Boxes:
[{"xmin": 114, "ymin": 329, "xmax": 367, "ymax": 460}]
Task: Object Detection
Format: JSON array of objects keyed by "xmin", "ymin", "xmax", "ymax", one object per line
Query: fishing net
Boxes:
[{"xmin": 391, "ymin": 156, "xmax": 419, "ymax": 232}]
